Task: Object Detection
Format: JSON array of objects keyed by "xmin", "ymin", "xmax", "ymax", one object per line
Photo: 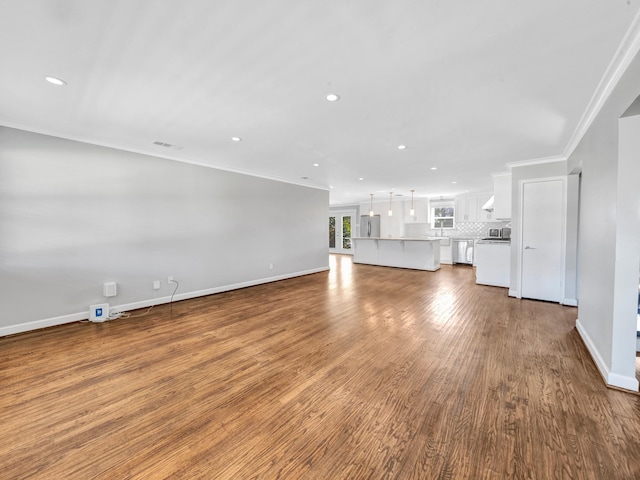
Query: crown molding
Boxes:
[
  {"xmin": 506, "ymin": 155, "xmax": 567, "ymax": 169},
  {"xmin": 0, "ymin": 122, "xmax": 329, "ymax": 192},
  {"xmin": 563, "ymin": 9, "xmax": 640, "ymax": 158}
]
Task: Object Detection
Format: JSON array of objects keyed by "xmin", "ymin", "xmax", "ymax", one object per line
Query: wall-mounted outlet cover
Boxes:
[
  {"xmin": 168, "ymin": 276, "xmax": 175, "ymax": 284},
  {"xmin": 90, "ymin": 303, "xmax": 110, "ymax": 322},
  {"xmin": 103, "ymin": 282, "xmax": 117, "ymax": 297},
  {"xmin": 153, "ymin": 280, "xmax": 161, "ymax": 290}
]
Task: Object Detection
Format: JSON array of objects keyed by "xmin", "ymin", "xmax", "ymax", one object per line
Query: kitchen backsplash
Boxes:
[{"xmin": 403, "ymin": 221, "xmax": 511, "ymax": 238}]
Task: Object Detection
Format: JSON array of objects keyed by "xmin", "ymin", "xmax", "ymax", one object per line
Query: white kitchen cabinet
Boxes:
[
  {"xmin": 439, "ymin": 237, "xmax": 452, "ymax": 264},
  {"xmin": 472, "ymin": 239, "xmax": 479, "ymax": 266},
  {"xmin": 477, "ymin": 194, "xmax": 493, "ymax": 222},
  {"xmin": 455, "ymin": 196, "xmax": 478, "ymax": 223},
  {"xmin": 475, "ymin": 242, "xmax": 510, "ymax": 287},
  {"xmin": 493, "ymin": 173, "xmax": 512, "ymax": 219},
  {"xmin": 455, "ymin": 194, "xmax": 495, "ymax": 223}
]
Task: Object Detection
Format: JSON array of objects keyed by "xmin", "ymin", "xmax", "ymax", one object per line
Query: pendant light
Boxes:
[
  {"xmin": 388, "ymin": 192, "xmax": 393, "ymax": 216},
  {"xmin": 369, "ymin": 194, "xmax": 374, "ymax": 216},
  {"xmin": 409, "ymin": 189, "xmax": 415, "ymax": 216}
]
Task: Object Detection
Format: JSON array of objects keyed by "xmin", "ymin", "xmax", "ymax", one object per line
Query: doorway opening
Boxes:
[{"xmin": 329, "ymin": 209, "xmax": 356, "ymax": 255}]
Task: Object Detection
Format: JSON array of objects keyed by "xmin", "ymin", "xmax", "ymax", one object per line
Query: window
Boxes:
[{"xmin": 432, "ymin": 206, "xmax": 455, "ymax": 229}]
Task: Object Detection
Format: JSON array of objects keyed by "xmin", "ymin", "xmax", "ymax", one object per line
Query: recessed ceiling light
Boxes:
[
  {"xmin": 358, "ymin": 177, "xmax": 364, "ymax": 181},
  {"xmin": 430, "ymin": 167, "xmax": 438, "ymax": 170},
  {"xmin": 326, "ymin": 93, "xmax": 340, "ymax": 102},
  {"xmin": 329, "ymin": 185, "xmax": 334, "ymax": 189},
  {"xmin": 45, "ymin": 76, "xmax": 67, "ymax": 86},
  {"xmin": 313, "ymin": 163, "xmax": 320, "ymax": 167},
  {"xmin": 231, "ymin": 136, "xmax": 242, "ymax": 142},
  {"xmin": 451, "ymin": 181, "xmax": 457, "ymax": 184},
  {"xmin": 397, "ymin": 145, "xmax": 407, "ymax": 150}
]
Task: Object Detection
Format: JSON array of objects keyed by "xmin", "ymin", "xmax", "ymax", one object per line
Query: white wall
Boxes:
[
  {"xmin": 0, "ymin": 127, "xmax": 329, "ymax": 335},
  {"xmin": 570, "ymin": 47, "xmax": 640, "ymax": 390},
  {"xmin": 611, "ymin": 114, "xmax": 640, "ymax": 379},
  {"xmin": 564, "ymin": 174, "xmax": 580, "ymax": 305}
]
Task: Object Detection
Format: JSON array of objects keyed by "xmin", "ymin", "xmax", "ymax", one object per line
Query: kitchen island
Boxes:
[{"xmin": 352, "ymin": 237, "xmax": 441, "ymax": 271}]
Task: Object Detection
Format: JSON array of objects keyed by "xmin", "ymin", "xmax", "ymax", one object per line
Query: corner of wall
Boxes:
[{"xmin": 576, "ymin": 318, "xmax": 639, "ymax": 391}]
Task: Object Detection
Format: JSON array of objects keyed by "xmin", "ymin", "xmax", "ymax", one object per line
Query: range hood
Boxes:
[{"xmin": 481, "ymin": 195, "xmax": 494, "ymax": 212}]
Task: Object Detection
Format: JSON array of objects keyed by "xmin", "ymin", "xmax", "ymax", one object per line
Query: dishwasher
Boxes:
[{"xmin": 452, "ymin": 239, "xmax": 474, "ymax": 264}]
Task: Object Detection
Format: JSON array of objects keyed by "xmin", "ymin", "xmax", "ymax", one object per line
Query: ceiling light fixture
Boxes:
[
  {"xmin": 326, "ymin": 93, "xmax": 340, "ymax": 102},
  {"xmin": 452, "ymin": 181, "xmax": 457, "ymax": 184},
  {"xmin": 431, "ymin": 167, "xmax": 438, "ymax": 170},
  {"xmin": 313, "ymin": 163, "xmax": 319, "ymax": 167},
  {"xmin": 409, "ymin": 189, "xmax": 415, "ymax": 216},
  {"xmin": 231, "ymin": 136, "xmax": 242, "ymax": 142},
  {"xmin": 359, "ymin": 177, "xmax": 364, "ymax": 181},
  {"xmin": 369, "ymin": 194, "xmax": 374, "ymax": 217},
  {"xmin": 45, "ymin": 76, "xmax": 67, "ymax": 86},
  {"xmin": 397, "ymin": 145, "xmax": 407, "ymax": 150},
  {"xmin": 388, "ymin": 192, "xmax": 393, "ymax": 217}
]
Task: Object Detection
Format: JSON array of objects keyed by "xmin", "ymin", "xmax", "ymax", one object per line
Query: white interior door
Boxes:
[
  {"xmin": 521, "ymin": 179, "xmax": 564, "ymax": 302},
  {"xmin": 329, "ymin": 211, "xmax": 354, "ymax": 255}
]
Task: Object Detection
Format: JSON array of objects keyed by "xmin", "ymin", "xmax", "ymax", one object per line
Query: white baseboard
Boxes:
[
  {"xmin": 0, "ymin": 266, "xmax": 329, "ymax": 338},
  {"xmin": 562, "ymin": 298, "xmax": 578, "ymax": 307},
  {"xmin": 575, "ymin": 318, "xmax": 639, "ymax": 392},
  {"xmin": 508, "ymin": 289, "xmax": 518, "ymax": 298},
  {"xmin": 0, "ymin": 311, "xmax": 87, "ymax": 338}
]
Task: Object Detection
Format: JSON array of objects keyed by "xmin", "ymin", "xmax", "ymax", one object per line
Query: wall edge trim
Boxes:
[{"xmin": 576, "ymin": 318, "xmax": 639, "ymax": 392}]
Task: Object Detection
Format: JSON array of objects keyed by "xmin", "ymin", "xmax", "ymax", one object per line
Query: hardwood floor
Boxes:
[{"xmin": 2, "ymin": 255, "xmax": 640, "ymax": 479}]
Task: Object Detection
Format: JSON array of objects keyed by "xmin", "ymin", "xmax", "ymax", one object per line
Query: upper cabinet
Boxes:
[
  {"xmin": 455, "ymin": 195, "xmax": 479, "ymax": 223},
  {"xmin": 493, "ymin": 173, "xmax": 512, "ymax": 220},
  {"xmin": 455, "ymin": 193, "xmax": 494, "ymax": 223}
]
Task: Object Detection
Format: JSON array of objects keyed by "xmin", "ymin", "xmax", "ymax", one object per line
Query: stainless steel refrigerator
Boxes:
[{"xmin": 360, "ymin": 215, "xmax": 381, "ymax": 238}]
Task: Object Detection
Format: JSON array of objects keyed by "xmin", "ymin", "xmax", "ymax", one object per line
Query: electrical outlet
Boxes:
[
  {"xmin": 153, "ymin": 280, "xmax": 160, "ymax": 290},
  {"xmin": 168, "ymin": 276, "xmax": 175, "ymax": 284}
]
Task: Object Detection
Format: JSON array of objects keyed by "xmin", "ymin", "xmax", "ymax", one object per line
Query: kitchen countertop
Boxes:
[
  {"xmin": 476, "ymin": 239, "xmax": 511, "ymax": 245},
  {"xmin": 353, "ymin": 237, "xmax": 440, "ymax": 241}
]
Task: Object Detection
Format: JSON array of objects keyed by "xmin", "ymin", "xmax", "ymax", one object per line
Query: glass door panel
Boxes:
[
  {"xmin": 342, "ymin": 216, "xmax": 352, "ymax": 250},
  {"xmin": 329, "ymin": 216, "xmax": 336, "ymax": 249}
]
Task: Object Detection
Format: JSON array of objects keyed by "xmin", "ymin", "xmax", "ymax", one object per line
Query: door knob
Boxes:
[{"xmin": 524, "ymin": 246, "xmax": 536, "ymax": 250}]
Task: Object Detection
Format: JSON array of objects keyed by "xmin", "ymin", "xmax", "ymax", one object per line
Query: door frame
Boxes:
[
  {"xmin": 329, "ymin": 208, "xmax": 357, "ymax": 255},
  {"xmin": 515, "ymin": 176, "xmax": 567, "ymax": 301}
]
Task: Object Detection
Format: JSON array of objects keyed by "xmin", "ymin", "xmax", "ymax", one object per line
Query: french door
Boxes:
[{"xmin": 329, "ymin": 210, "xmax": 355, "ymax": 254}]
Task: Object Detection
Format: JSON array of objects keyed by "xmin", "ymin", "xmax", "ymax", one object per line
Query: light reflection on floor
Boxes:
[
  {"xmin": 328, "ymin": 254, "xmax": 353, "ymax": 292},
  {"xmin": 327, "ymin": 254, "xmax": 469, "ymax": 335}
]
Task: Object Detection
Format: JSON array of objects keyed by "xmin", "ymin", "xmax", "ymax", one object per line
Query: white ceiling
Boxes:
[{"xmin": 1, "ymin": 1, "xmax": 639, "ymax": 206}]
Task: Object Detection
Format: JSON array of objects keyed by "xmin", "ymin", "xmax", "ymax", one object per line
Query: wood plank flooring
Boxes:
[{"xmin": 2, "ymin": 255, "xmax": 640, "ymax": 479}]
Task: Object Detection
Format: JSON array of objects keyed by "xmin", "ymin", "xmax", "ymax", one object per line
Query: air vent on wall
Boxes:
[{"xmin": 152, "ymin": 140, "xmax": 183, "ymax": 150}]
